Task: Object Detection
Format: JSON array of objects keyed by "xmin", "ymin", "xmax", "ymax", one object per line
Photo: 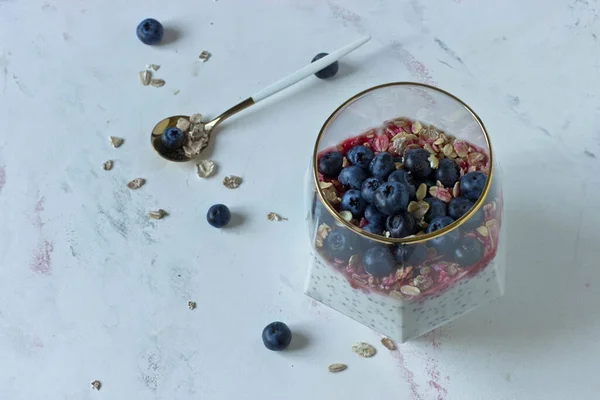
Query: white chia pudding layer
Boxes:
[{"xmin": 304, "ymin": 232, "xmax": 506, "ymax": 343}]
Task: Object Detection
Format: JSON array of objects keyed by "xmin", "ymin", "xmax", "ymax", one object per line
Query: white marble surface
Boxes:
[{"xmin": 1, "ymin": 0, "xmax": 599, "ymax": 399}]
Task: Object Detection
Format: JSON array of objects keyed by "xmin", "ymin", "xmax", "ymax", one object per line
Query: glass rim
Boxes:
[{"xmin": 312, "ymin": 82, "xmax": 494, "ymax": 245}]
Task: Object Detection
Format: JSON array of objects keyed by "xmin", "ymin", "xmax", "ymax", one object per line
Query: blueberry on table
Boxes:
[
  {"xmin": 206, "ymin": 204, "xmax": 231, "ymax": 228},
  {"xmin": 404, "ymin": 149, "xmax": 432, "ymax": 180},
  {"xmin": 454, "ymin": 237, "xmax": 484, "ymax": 266},
  {"xmin": 318, "ymin": 151, "xmax": 344, "ymax": 178},
  {"xmin": 136, "ymin": 18, "xmax": 164, "ymax": 45},
  {"xmin": 448, "ymin": 197, "xmax": 474, "ymax": 220},
  {"xmin": 387, "ymin": 170, "xmax": 416, "ymax": 199},
  {"xmin": 347, "ymin": 145, "xmax": 374, "ymax": 169},
  {"xmin": 369, "ymin": 152, "xmax": 396, "ymax": 180},
  {"xmin": 435, "ymin": 158, "xmax": 460, "ymax": 188},
  {"xmin": 324, "ymin": 228, "xmax": 354, "ymax": 260},
  {"xmin": 363, "ymin": 246, "xmax": 396, "ymax": 277},
  {"xmin": 373, "ymin": 182, "xmax": 410, "ymax": 215},
  {"xmin": 338, "ymin": 166, "xmax": 369, "ymax": 190},
  {"xmin": 262, "ymin": 321, "xmax": 292, "ymax": 351},
  {"xmin": 426, "ymin": 215, "xmax": 459, "ymax": 253},
  {"xmin": 364, "ymin": 204, "xmax": 386, "ymax": 226},
  {"xmin": 423, "ymin": 198, "xmax": 447, "ymax": 223},
  {"xmin": 460, "ymin": 171, "xmax": 487, "ymax": 201},
  {"xmin": 361, "ymin": 177, "xmax": 381, "ymax": 204},
  {"xmin": 311, "ymin": 52, "xmax": 339, "ymax": 79},
  {"xmin": 161, "ymin": 127, "xmax": 185, "ymax": 150},
  {"xmin": 340, "ymin": 189, "xmax": 367, "ymax": 218},
  {"xmin": 386, "ymin": 212, "xmax": 417, "ymax": 238}
]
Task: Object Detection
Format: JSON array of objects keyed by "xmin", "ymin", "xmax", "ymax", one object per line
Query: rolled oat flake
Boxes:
[
  {"xmin": 381, "ymin": 337, "xmax": 396, "ymax": 351},
  {"xmin": 328, "ymin": 363, "xmax": 348, "ymax": 373},
  {"xmin": 148, "ymin": 209, "xmax": 168, "ymax": 219},
  {"xmin": 352, "ymin": 342, "xmax": 377, "ymax": 358},
  {"xmin": 196, "ymin": 160, "xmax": 216, "ymax": 178},
  {"xmin": 127, "ymin": 178, "xmax": 146, "ymax": 190},
  {"xmin": 223, "ymin": 175, "xmax": 242, "ymax": 189}
]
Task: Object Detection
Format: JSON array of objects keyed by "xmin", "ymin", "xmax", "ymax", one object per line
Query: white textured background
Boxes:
[{"xmin": 1, "ymin": 0, "xmax": 599, "ymax": 399}]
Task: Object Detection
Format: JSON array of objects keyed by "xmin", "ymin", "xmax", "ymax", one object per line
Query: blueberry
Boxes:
[
  {"xmin": 364, "ymin": 204, "xmax": 386, "ymax": 226},
  {"xmin": 423, "ymin": 198, "xmax": 447, "ymax": 223},
  {"xmin": 338, "ymin": 166, "xmax": 369, "ymax": 190},
  {"xmin": 435, "ymin": 158, "xmax": 460, "ymax": 188},
  {"xmin": 262, "ymin": 321, "xmax": 292, "ymax": 351},
  {"xmin": 448, "ymin": 197, "xmax": 474, "ymax": 220},
  {"xmin": 318, "ymin": 151, "xmax": 343, "ymax": 178},
  {"xmin": 454, "ymin": 237, "xmax": 484, "ymax": 266},
  {"xmin": 161, "ymin": 127, "xmax": 185, "ymax": 150},
  {"xmin": 373, "ymin": 182, "xmax": 410, "ymax": 215},
  {"xmin": 426, "ymin": 216, "xmax": 459, "ymax": 252},
  {"xmin": 340, "ymin": 190, "xmax": 367, "ymax": 218},
  {"xmin": 362, "ymin": 223, "xmax": 384, "ymax": 236},
  {"xmin": 386, "ymin": 212, "xmax": 417, "ymax": 238},
  {"xmin": 387, "ymin": 170, "xmax": 416, "ymax": 199},
  {"xmin": 394, "ymin": 244, "xmax": 428, "ymax": 266},
  {"xmin": 363, "ymin": 246, "xmax": 396, "ymax": 277},
  {"xmin": 460, "ymin": 171, "xmax": 487, "ymax": 201},
  {"xmin": 404, "ymin": 149, "xmax": 432, "ymax": 180},
  {"xmin": 361, "ymin": 178, "xmax": 381, "ymax": 204},
  {"xmin": 311, "ymin": 53, "xmax": 339, "ymax": 79},
  {"xmin": 136, "ymin": 18, "xmax": 164, "ymax": 45},
  {"xmin": 369, "ymin": 152, "xmax": 396, "ymax": 180},
  {"xmin": 324, "ymin": 228, "xmax": 354, "ymax": 260},
  {"xmin": 206, "ymin": 204, "xmax": 231, "ymax": 228},
  {"xmin": 347, "ymin": 145, "xmax": 374, "ymax": 169}
]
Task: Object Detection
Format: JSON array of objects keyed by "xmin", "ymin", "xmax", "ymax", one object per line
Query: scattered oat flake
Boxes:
[
  {"xmin": 381, "ymin": 337, "xmax": 396, "ymax": 351},
  {"xmin": 148, "ymin": 209, "xmax": 168, "ymax": 219},
  {"xmin": 199, "ymin": 50, "xmax": 211, "ymax": 62},
  {"xmin": 188, "ymin": 301, "xmax": 197, "ymax": 310},
  {"xmin": 91, "ymin": 380, "xmax": 101, "ymax": 390},
  {"xmin": 352, "ymin": 342, "xmax": 377, "ymax": 358},
  {"xmin": 196, "ymin": 160, "xmax": 216, "ymax": 178},
  {"xmin": 127, "ymin": 178, "xmax": 146, "ymax": 190},
  {"xmin": 190, "ymin": 113, "xmax": 203, "ymax": 124},
  {"xmin": 102, "ymin": 160, "xmax": 113, "ymax": 171},
  {"xmin": 223, "ymin": 175, "xmax": 242, "ymax": 189},
  {"xmin": 428, "ymin": 153, "xmax": 439, "ymax": 169},
  {"xmin": 139, "ymin": 70, "xmax": 151, "ymax": 86},
  {"xmin": 177, "ymin": 117, "xmax": 191, "ymax": 132},
  {"xmin": 416, "ymin": 183, "xmax": 427, "ymax": 201},
  {"xmin": 400, "ymin": 285, "xmax": 421, "ymax": 296},
  {"xmin": 146, "ymin": 64, "xmax": 160, "ymax": 71},
  {"xmin": 267, "ymin": 212, "xmax": 287, "ymax": 221},
  {"xmin": 109, "ymin": 136, "xmax": 124, "ymax": 148},
  {"xmin": 339, "ymin": 210, "xmax": 353, "ymax": 222},
  {"xmin": 150, "ymin": 78, "xmax": 165, "ymax": 87},
  {"xmin": 315, "ymin": 223, "xmax": 332, "ymax": 248},
  {"xmin": 477, "ymin": 226, "xmax": 489, "ymax": 237},
  {"xmin": 328, "ymin": 363, "xmax": 347, "ymax": 373},
  {"xmin": 411, "ymin": 120, "xmax": 422, "ymax": 134},
  {"xmin": 452, "ymin": 181, "xmax": 461, "ymax": 198}
]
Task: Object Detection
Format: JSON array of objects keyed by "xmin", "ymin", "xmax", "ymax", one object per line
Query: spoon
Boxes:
[{"xmin": 151, "ymin": 35, "xmax": 371, "ymax": 162}]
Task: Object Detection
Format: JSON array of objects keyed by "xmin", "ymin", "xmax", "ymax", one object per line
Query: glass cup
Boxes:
[{"xmin": 304, "ymin": 83, "xmax": 505, "ymax": 343}]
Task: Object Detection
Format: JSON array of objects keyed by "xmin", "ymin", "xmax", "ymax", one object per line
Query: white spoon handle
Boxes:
[{"xmin": 251, "ymin": 35, "xmax": 371, "ymax": 103}]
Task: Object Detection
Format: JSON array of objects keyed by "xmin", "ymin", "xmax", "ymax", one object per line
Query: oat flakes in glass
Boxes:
[{"xmin": 304, "ymin": 83, "xmax": 505, "ymax": 343}]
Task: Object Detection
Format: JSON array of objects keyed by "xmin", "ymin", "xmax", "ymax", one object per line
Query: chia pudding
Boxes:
[{"xmin": 304, "ymin": 116, "xmax": 505, "ymax": 343}]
